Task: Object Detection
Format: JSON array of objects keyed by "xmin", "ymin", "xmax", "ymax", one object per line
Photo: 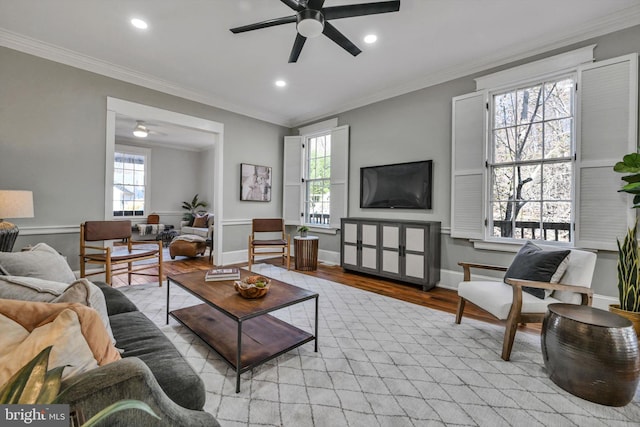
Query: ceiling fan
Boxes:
[
  {"xmin": 230, "ymin": 0, "xmax": 401, "ymax": 63},
  {"xmin": 132, "ymin": 121, "xmax": 167, "ymax": 138}
]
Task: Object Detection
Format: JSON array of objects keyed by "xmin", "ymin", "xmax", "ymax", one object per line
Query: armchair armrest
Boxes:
[
  {"xmin": 458, "ymin": 261, "xmax": 508, "ymax": 281},
  {"xmin": 505, "ymin": 278, "xmax": 593, "ymax": 306},
  {"xmin": 59, "ymin": 358, "xmax": 218, "ymax": 427}
]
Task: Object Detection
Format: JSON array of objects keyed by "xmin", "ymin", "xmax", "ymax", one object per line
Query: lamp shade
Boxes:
[{"xmin": 0, "ymin": 190, "xmax": 34, "ymax": 219}]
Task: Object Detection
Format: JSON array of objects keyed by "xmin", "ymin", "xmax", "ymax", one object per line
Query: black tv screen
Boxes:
[{"xmin": 360, "ymin": 160, "xmax": 433, "ymax": 209}]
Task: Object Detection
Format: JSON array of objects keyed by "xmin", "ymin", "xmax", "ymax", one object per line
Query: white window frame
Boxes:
[
  {"xmin": 486, "ymin": 72, "xmax": 577, "ymax": 245},
  {"xmin": 112, "ymin": 144, "xmax": 151, "ymax": 219},
  {"xmin": 302, "ymin": 130, "xmax": 332, "ymax": 227},
  {"xmin": 451, "ymin": 47, "xmax": 638, "ymax": 251},
  {"xmin": 283, "ymin": 123, "xmax": 349, "ymax": 233}
]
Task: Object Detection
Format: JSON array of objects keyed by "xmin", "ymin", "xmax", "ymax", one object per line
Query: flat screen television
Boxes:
[{"xmin": 360, "ymin": 160, "xmax": 433, "ymax": 209}]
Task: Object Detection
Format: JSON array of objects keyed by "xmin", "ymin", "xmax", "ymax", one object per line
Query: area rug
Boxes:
[{"xmin": 118, "ymin": 264, "xmax": 640, "ymax": 427}]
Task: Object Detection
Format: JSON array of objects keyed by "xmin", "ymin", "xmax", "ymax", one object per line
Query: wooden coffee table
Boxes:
[{"xmin": 166, "ymin": 269, "xmax": 319, "ymax": 392}]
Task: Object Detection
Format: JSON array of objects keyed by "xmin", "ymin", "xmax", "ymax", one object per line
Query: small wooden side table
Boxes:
[
  {"xmin": 542, "ymin": 303, "xmax": 640, "ymax": 406},
  {"xmin": 294, "ymin": 236, "xmax": 319, "ymax": 271}
]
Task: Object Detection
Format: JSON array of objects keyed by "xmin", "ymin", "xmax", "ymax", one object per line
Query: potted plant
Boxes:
[
  {"xmin": 612, "ymin": 153, "xmax": 640, "ymax": 335},
  {"xmin": 181, "ymin": 194, "xmax": 208, "ymax": 225},
  {"xmin": 297, "ymin": 226, "xmax": 309, "ymax": 238}
]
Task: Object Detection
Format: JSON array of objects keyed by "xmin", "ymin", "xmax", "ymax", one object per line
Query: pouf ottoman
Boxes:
[{"xmin": 169, "ymin": 235, "xmax": 207, "ymax": 259}]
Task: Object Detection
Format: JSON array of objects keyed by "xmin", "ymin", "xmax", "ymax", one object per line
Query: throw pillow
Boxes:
[
  {"xmin": 0, "ymin": 242, "xmax": 76, "ymax": 283},
  {"xmin": 0, "ymin": 276, "xmax": 116, "ymax": 345},
  {"xmin": 192, "ymin": 214, "xmax": 208, "ymax": 228},
  {"xmin": 0, "ymin": 299, "xmax": 121, "ymax": 384},
  {"xmin": 504, "ymin": 241, "xmax": 571, "ymax": 299}
]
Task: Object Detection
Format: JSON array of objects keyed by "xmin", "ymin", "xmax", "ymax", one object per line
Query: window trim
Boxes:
[
  {"xmin": 485, "ymin": 73, "xmax": 577, "ymax": 245},
  {"xmin": 112, "ymin": 144, "xmax": 151, "ymax": 220},
  {"xmin": 302, "ymin": 130, "xmax": 332, "ymax": 229}
]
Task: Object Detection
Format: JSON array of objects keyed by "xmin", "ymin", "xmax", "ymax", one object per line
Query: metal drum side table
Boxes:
[
  {"xmin": 541, "ymin": 303, "xmax": 640, "ymax": 406},
  {"xmin": 294, "ymin": 236, "xmax": 319, "ymax": 271}
]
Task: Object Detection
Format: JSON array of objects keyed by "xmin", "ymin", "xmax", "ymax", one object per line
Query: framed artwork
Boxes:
[{"xmin": 240, "ymin": 163, "xmax": 272, "ymax": 202}]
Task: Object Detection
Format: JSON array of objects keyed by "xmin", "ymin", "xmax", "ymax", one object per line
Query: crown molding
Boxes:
[
  {"xmin": 1, "ymin": 4, "xmax": 639, "ymax": 129},
  {"xmin": 0, "ymin": 29, "xmax": 291, "ymax": 127},
  {"xmin": 289, "ymin": 5, "xmax": 640, "ymax": 126}
]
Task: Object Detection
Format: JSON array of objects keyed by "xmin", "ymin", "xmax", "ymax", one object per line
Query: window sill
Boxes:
[
  {"xmin": 472, "ymin": 239, "xmax": 576, "ymax": 253},
  {"xmin": 306, "ymin": 226, "xmax": 338, "ymax": 235}
]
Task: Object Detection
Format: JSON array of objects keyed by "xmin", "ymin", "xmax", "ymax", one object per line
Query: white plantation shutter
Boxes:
[
  {"xmin": 576, "ymin": 54, "xmax": 638, "ymax": 250},
  {"xmin": 330, "ymin": 125, "xmax": 349, "ymax": 229},
  {"xmin": 451, "ymin": 91, "xmax": 486, "ymax": 239},
  {"xmin": 283, "ymin": 136, "xmax": 303, "ymax": 226}
]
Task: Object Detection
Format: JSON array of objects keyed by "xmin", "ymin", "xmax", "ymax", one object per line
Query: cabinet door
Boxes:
[
  {"xmin": 360, "ymin": 223, "xmax": 378, "ymax": 272},
  {"xmin": 342, "ymin": 222, "xmax": 359, "ymax": 268},
  {"xmin": 381, "ymin": 224, "xmax": 400, "ymax": 275},
  {"xmin": 403, "ymin": 225, "xmax": 426, "ymax": 281}
]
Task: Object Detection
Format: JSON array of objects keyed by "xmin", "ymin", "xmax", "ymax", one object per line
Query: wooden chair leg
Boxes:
[
  {"xmin": 248, "ymin": 236, "xmax": 253, "ymax": 271},
  {"xmin": 455, "ymin": 297, "xmax": 466, "ymax": 324},
  {"xmin": 502, "ymin": 312, "xmax": 519, "ymax": 361}
]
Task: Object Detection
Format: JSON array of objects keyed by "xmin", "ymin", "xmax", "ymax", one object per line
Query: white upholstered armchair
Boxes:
[{"xmin": 455, "ymin": 242, "xmax": 597, "ymax": 361}]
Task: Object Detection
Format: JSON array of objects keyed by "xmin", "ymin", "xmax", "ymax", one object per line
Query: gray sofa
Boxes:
[{"xmin": 60, "ymin": 282, "xmax": 219, "ymax": 427}]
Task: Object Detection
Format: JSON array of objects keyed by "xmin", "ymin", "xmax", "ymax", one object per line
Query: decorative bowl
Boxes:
[{"xmin": 234, "ymin": 275, "xmax": 271, "ymax": 299}]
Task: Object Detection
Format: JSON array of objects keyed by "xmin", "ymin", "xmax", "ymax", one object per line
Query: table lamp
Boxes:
[{"xmin": 0, "ymin": 190, "xmax": 34, "ymax": 252}]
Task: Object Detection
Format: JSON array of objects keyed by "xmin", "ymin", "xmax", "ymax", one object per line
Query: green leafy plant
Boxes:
[
  {"xmin": 0, "ymin": 346, "xmax": 159, "ymax": 426},
  {"xmin": 181, "ymin": 194, "xmax": 208, "ymax": 222},
  {"xmin": 616, "ymin": 222, "xmax": 640, "ymax": 312},
  {"xmin": 614, "ymin": 153, "xmax": 640, "ymax": 312},
  {"xmin": 614, "ymin": 152, "xmax": 640, "ymax": 208},
  {"xmin": 297, "ymin": 226, "xmax": 309, "ymax": 233}
]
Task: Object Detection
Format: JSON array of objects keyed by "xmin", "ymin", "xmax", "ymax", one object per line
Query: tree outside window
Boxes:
[
  {"xmin": 489, "ymin": 77, "xmax": 574, "ymax": 242},
  {"xmin": 304, "ymin": 133, "xmax": 331, "ymax": 225}
]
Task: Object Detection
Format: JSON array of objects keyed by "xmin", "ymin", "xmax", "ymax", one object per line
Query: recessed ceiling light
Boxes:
[
  {"xmin": 364, "ymin": 34, "xmax": 377, "ymax": 44},
  {"xmin": 275, "ymin": 80, "xmax": 287, "ymax": 87},
  {"xmin": 131, "ymin": 18, "xmax": 148, "ymax": 30}
]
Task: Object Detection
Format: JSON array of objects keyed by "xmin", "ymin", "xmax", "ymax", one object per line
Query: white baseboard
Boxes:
[{"xmin": 437, "ymin": 268, "xmax": 618, "ymax": 311}]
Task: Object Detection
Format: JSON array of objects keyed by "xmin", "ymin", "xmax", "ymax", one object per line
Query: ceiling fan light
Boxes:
[
  {"xmin": 133, "ymin": 123, "xmax": 148, "ymax": 138},
  {"xmin": 297, "ymin": 10, "xmax": 324, "ymax": 38}
]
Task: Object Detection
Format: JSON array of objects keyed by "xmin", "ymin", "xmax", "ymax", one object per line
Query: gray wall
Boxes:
[
  {"xmin": 0, "ymin": 47, "xmax": 288, "ymax": 269},
  {"xmin": 307, "ymin": 25, "xmax": 640, "ymax": 298}
]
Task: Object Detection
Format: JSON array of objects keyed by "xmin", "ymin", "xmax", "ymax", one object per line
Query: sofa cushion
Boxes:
[
  {"xmin": 94, "ymin": 282, "xmax": 138, "ymax": 315},
  {"xmin": 108, "ymin": 311, "xmax": 206, "ymax": 411},
  {"xmin": 192, "ymin": 214, "xmax": 208, "ymax": 228},
  {"xmin": 0, "ymin": 243, "xmax": 76, "ymax": 283}
]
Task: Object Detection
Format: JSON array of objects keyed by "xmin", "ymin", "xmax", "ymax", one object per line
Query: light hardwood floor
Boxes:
[{"xmin": 111, "ymin": 255, "xmax": 540, "ymax": 334}]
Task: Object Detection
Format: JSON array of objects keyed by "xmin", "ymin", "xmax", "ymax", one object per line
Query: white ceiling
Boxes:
[{"xmin": 1, "ymin": 0, "xmax": 640, "ymax": 132}]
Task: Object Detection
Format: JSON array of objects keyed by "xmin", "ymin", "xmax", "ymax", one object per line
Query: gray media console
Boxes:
[{"xmin": 340, "ymin": 218, "xmax": 441, "ymax": 291}]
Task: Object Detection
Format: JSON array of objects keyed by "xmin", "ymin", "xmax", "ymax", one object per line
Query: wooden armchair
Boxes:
[
  {"xmin": 248, "ymin": 218, "xmax": 290, "ymax": 271},
  {"xmin": 455, "ymin": 245, "xmax": 596, "ymax": 361},
  {"xmin": 80, "ymin": 220, "xmax": 163, "ymax": 286}
]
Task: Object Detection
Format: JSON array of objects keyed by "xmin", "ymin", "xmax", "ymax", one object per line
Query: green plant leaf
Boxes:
[
  {"xmin": 35, "ymin": 366, "xmax": 66, "ymax": 404},
  {"xmin": 620, "ymin": 182, "xmax": 640, "ymax": 193},
  {"xmin": 622, "ymin": 174, "xmax": 640, "ymax": 183},
  {"xmin": 614, "ymin": 153, "xmax": 640, "ymax": 173},
  {"xmin": 0, "ymin": 346, "xmax": 52, "ymax": 404},
  {"xmin": 81, "ymin": 400, "xmax": 159, "ymax": 427}
]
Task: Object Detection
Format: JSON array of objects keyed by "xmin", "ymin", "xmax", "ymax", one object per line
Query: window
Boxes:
[
  {"xmin": 283, "ymin": 124, "xmax": 349, "ymax": 231},
  {"xmin": 304, "ymin": 133, "xmax": 331, "ymax": 225},
  {"xmin": 113, "ymin": 146, "xmax": 150, "ymax": 217},
  {"xmin": 489, "ymin": 76, "xmax": 575, "ymax": 242},
  {"xmin": 451, "ymin": 49, "xmax": 638, "ymax": 251}
]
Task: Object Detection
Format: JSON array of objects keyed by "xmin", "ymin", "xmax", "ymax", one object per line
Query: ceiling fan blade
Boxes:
[
  {"xmin": 307, "ymin": 0, "xmax": 326, "ymax": 10},
  {"xmin": 322, "ymin": 22, "xmax": 361, "ymax": 57},
  {"xmin": 288, "ymin": 33, "xmax": 307, "ymax": 63},
  {"xmin": 323, "ymin": 1, "xmax": 400, "ymax": 20},
  {"xmin": 230, "ymin": 15, "xmax": 296, "ymax": 33},
  {"xmin": 280, "ymin": 0, "xmax": 304, "ymax": 11}
]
